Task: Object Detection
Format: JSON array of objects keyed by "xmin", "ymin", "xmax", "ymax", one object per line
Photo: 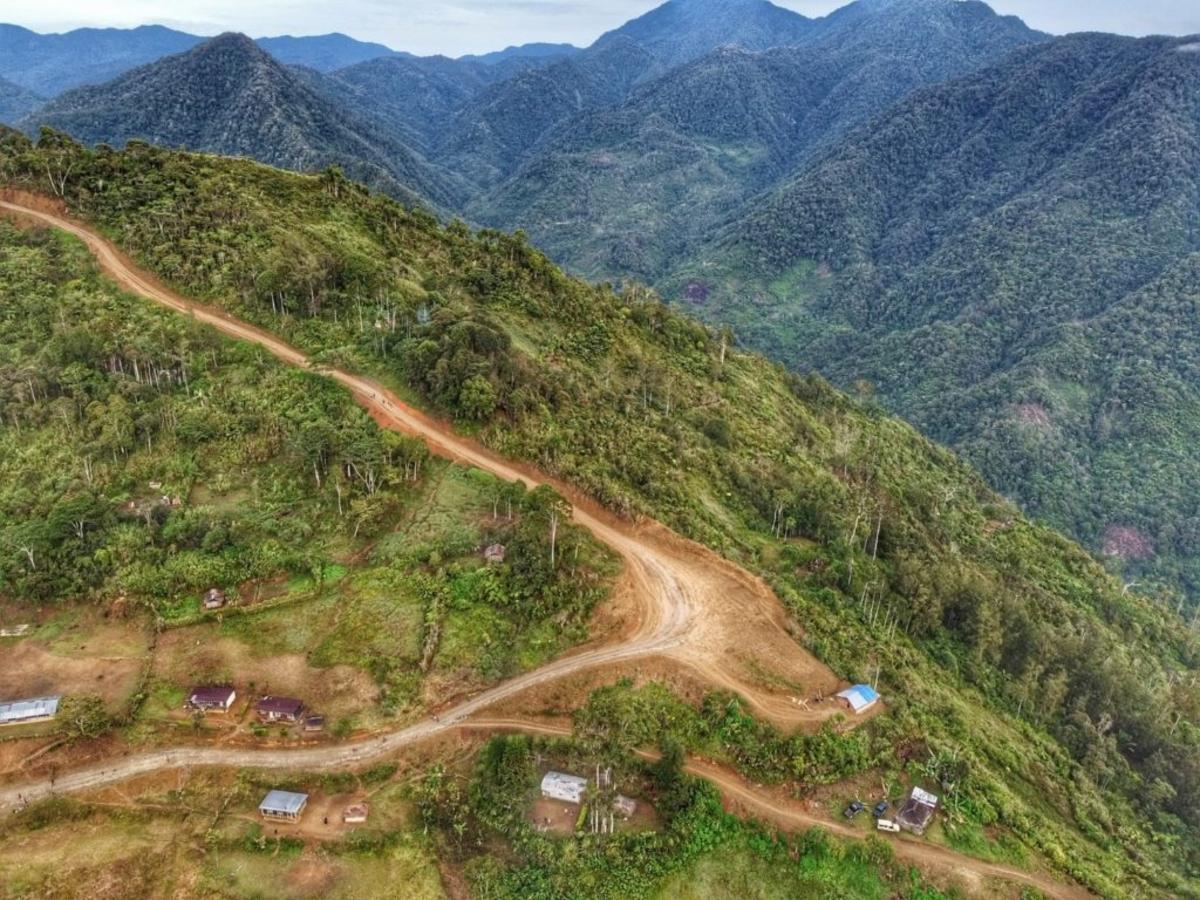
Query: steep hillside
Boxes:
[
  {"xmin": 676, "ymin": 31, "xmax": 1200, "ymax": 605},
  {"xmin": 1, "ymin": 134, "xmax": 1197, "ymax": 896},
  {"xmin": 322, "ymin": 54, "xmax": 550, "ymax": 154},
  {"xmin": 0, "ymin": 23, "xmax": 406, "ymax": 96},
  {"xmin": 0, "ymin": 23, "xmax": 202, "ymax": 96},
  {"xmin": 592, "ymin": 0, "xmax": 812, "ymax": 68},
  {"xmin": 21, "ymin": 33, "xmax": 466, "ymax": 209},
  {"xmin": 436, "ymin": 36, "xmax": 663, "ymax": 186},
  {"xmin": 0, "ymin": 75, "xmax": 41, "ymax": 123},
  {"xmin": 471, "ymin": 0, "xmax": 1047, "ymax": 281}
]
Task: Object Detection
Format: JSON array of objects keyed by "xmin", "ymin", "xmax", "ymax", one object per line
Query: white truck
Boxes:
[{"xmin": 876, "ymin": 818, "xmax": 901, "ymax": 833}]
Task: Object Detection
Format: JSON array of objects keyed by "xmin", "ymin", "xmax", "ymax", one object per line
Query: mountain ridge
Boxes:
[
  {"xmin": 469, "ymin": 0, "xmax": 1049, "ymax": 280},
  {"xmin": 21, "ymin": 32, "xmax": 466, "ymax": 208}
]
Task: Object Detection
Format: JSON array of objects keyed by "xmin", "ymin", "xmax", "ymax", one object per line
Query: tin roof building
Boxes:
[
  {"xmin": 896, "ymin": 786, "xmax": 939, "ymax": 834},
  {"xmin": 259, "ymin": 790, "xmax": 309, "ymax": 822},
  {"xmin": 256, "ymin": 696, "xmax": 304, "ymax": 722},
  {"xmin": 0, "ymin": 696, "xmax": 61, "ymax": 725},
  {"xmin": 186, "ymin": 685, "xmax": 237, "ymax": 711},
  {"xmin": 836, "ymin": 684, "xmax": 880, "ymax": 714},
  {"xmin": 540, "ymin": 771, "xmax": 588, "ymax": 804}
]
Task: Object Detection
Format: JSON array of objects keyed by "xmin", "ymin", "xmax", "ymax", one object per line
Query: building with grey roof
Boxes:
[
  {"xmin": 0, "ymin": 696, "xmax": 61, "ymax": 726},
  {"xmin": 259, "ymin": 790, "xmax": 308, "ymax": 822}
]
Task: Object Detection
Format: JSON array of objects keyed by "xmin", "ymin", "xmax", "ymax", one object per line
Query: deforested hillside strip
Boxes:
[
  {"xmin": 1, "ymin": 134, "xmax": 1196, "ymax": 895},
  {"xmin": 20, "ymin": 33, "xmax": 467, "ymax": 210},
  {"xmin": 469, "ymin": 0, "xmax": 1048, "ymax": 282},
  {"xmin": 676, "ymin": 30, "xmax": 1200, "ymax": 608}
]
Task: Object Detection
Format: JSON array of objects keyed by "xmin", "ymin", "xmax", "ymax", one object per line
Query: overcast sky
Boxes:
[{"xmin": 2, "ymin": 1, "xmax": 1198, "ymax": 57}]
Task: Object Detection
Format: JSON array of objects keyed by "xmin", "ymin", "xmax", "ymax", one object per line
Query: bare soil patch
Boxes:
[{"xmin": 152, "ymin": 631, "xmax": 378, "ymax": 720}]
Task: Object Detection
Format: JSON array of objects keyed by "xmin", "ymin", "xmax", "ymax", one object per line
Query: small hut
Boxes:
[
  {"xmin": 186, "ymin": 685, "xmax": 237, "ymax": 712},
  {"xmin": 540, "ymin": 771, "xmax": 587, "ymax": 804},
  {"xmin": 256, "ymin": 696, "xmax": 304, "ymax": 723},
  {"xmin": 895, "ymin": 787, "xmax": 939, "ymax": 835},
  {"xmin": 343, "ymin": 802, "xmax": 369, "ymax": 824},
  {"xmin": 484, "ymin": 543, "xmax": 507, "ymax": 565},
  {"xmin": 836, "ymin": 684, "xmax": 880, "ymax": 714},
  {"xmin": 203, "ymin": 588, "xmax": 227, "ymax": 610},
  {"xmin": 259, "ymin": 790, "xmax": 308, "ymax": 822}
]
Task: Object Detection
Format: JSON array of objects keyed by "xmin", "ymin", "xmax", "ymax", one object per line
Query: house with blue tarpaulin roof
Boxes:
[{"xmin": 836, "ymin": 684, "xmax": 880, "ymax": 714}]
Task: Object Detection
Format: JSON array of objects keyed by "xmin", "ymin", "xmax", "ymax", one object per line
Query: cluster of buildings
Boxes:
[
  {"xmin": 540, "ymin": 770, "xmax": 637, "ymax": 817},
  {"xmin": 257, "ymin": 790, "xmax": 369, "ymax": 826},
  {"xmin": 185, "ymin": 686, "xmax": 323, "ymax": 731}
]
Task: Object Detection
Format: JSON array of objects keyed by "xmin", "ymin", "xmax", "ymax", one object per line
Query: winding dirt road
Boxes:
[{"xmin": 0, "ymin": 199, "xmax": 1087, "ymax": 898}]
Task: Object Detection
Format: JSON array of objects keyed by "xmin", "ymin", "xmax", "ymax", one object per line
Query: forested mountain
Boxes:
[
  {"xmin": 675, "ymin": 32, "xmax": 1200, "ymax": 604},
  {"xmin": 1, "ymin": 133, "xmax": 1198, "ymax": 895},
  {"xmin": 403, "ymin": 0, "xmax": 831, "ymax": 188},
  {"xmin": 470, "ymin": 0, "xmax": 1047, "ymax": 281},
  {"xmin": 255, "ymin": 32, "xmax": 399, "ymax": 70},
  {"xmin": 592, "ymin": 0, "xmax": 812, "ymax": 68},
  {"xmin": 0, "ymin": 23, "xmax": 399, "ymax": 97},
  {"xmin": 435, "ymin": 36, "xmax": 664, "ymax": 185},
  {"xmin": 0, "ymin": 76, "xmax": 42, "ymax": 123},
  {"xmin": 21, "ymin": 33, "xmax": 467, "ymax": 209},
  {"xmin": 459, "ymin": 42, "xmax": 578, "ymax": 65},
  {"xmin": 321, "ymin": 52, "xmax": 567, "ymax": 155},
  {"xmin": 0, "ymin": 23, "xmax": 202, "ymax": 96}
]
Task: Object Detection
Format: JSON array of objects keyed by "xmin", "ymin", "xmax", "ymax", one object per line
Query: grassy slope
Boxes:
[{"xmin": 0, "ymin": 133, "xmax": 1197, "ymax": 896}]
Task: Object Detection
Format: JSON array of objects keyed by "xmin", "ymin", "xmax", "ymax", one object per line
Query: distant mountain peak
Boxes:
[
  {"xmin": 593, "ymin": 0, "xmax": 813, "ymax": 67},
  {"xmin": 23, "ymin": 30, "xmax": 465, "ymax": 208},
  {"xmin": 201, "ymin": 31, "xmax": 260, "ymax": 53}
]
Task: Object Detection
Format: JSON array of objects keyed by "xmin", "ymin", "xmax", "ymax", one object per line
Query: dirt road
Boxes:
[
  {"xmin": 455, "ymin": 719, "xmax": 1091, "ymax": 900},
  {"xmin": 0, "ymin": 199, "xmax": 1087, "ymax": 898}
]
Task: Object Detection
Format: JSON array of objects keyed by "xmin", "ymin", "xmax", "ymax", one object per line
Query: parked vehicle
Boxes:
[
  {"xmin": 873, "ymin": 800, "xmax": 889, "ymax": 818},
  {"xmin": 876, "ymin": 818, "xmax": 901, "ymax": 833},
  {"xmin": 843, "ymin": 800, "xmax": 865, "ymax": 818}
]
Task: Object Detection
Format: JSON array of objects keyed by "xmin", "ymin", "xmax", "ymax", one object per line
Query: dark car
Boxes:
[
  {"xmin": 843, "ymin": 801, "xmax": 865, "ymax": 818},
  {"xmin": 873, "ymin": 800, "xmax": 889, "ymax": 818}
]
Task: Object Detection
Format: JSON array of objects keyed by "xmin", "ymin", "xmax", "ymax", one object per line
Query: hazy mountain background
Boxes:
[{"xmin": 0, "ymin": 75, "xmax": 42, "ymax": 122}]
